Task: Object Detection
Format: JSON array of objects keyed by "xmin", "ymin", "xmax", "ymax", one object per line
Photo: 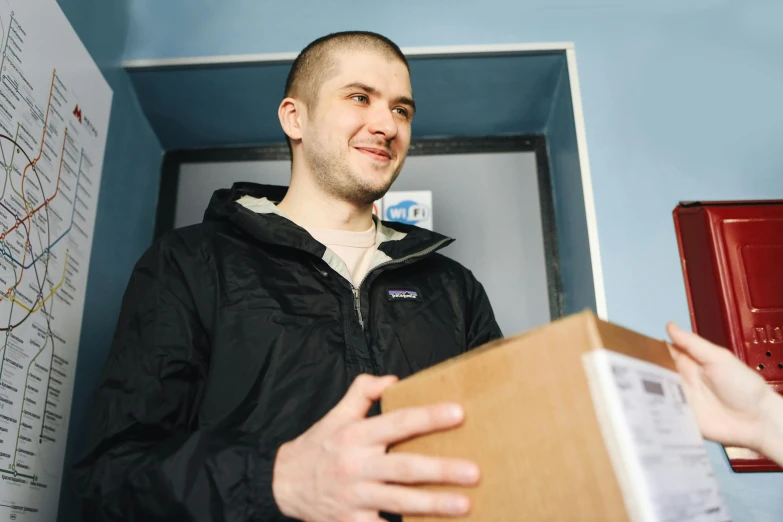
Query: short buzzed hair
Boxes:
[{"xmin": 284, "ymin": 31, "xmax": 409, "ymax": 111}]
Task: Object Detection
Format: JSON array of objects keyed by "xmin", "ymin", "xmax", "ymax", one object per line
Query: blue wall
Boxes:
[
  {"xmin": 545, "ymin": 60, "xmax": 597, "ymax": 317},
  {"xmin": 54, "ymin": 1, "xmax": 163, "ymax": 521},
  {"xmin": 127, "ymin": 53, "xmax": 564, "ymax": 149},
  {"xmin": 121, "ymin": 0, "xmax": 783, "ymax": 519}
]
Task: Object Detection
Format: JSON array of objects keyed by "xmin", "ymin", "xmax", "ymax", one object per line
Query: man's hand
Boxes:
[
  {"xmin": 666, "ymin": 322, "xmax": 783, "ymax": 464},
  {"xmin": 272, "ymin": 374, "xmax": 480, "ymax": 522}
]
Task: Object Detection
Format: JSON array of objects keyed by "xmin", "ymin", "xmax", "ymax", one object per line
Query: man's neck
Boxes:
[{"xmin": 277, "ymin": 176, "xmax": 374, "ymax": 232}]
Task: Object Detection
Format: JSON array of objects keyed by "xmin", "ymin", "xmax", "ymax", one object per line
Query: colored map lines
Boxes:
[{"xmin": 0, "ymin": 7, "xmax": 83, "ymax": 490}]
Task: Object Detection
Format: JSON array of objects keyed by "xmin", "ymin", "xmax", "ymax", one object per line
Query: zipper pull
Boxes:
[{"xmin": 352, "ymin": 287, "xmax": 364, "ymax": 329}]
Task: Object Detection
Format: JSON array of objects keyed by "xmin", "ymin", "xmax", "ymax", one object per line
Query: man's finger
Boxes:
[
  {"xmin": 332, "ymin": 374, "xmax": 399, "ymax": 420},
  {"xmin": 348, "ymin": 512, "xmax": 385, "ymax": 522},
  {"xmin": 355, "ymin": 483, "xmax": 471, "ymax": 517},
  {"xmin": 363, "ymin": 452, "xmax": 480, "ymax": 486},
  {"xmin": 349, "ymin": 403, "xmax": 464, "ymax": 446}
]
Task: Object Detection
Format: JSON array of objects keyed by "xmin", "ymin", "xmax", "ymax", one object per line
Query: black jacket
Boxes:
[{"xmin": 73, "ymin": 183, "xmax": 502, "ymax": 521}]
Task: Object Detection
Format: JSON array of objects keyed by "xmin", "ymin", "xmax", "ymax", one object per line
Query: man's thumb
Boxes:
[{"xmin": 335, "ymin": 374, "xmax": 398, "ymax": 419}]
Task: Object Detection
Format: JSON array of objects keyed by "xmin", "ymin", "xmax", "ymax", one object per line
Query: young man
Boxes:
[{"xmin": 73, "ymin": 32, "xmax": 502, "ymax": 522}]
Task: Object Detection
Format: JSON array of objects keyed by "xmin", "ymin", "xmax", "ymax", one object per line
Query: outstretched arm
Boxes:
[{"xmin": 667, "ymin": 322, "xmax": 783, "ymax": 467}]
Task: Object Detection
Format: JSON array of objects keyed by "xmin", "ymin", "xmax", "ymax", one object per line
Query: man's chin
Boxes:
[
  {"xmin": 344, "ymin": 183, "xmax": 392, "ymax": 207},
  {"xmin": 354, "ymin": 174, "xmax": 395, "ymax": 196},
  {"xmin": 355, "ymin": 187, "xmax": 391, "ymax": 206},
  {"xmin": 343, "ymin": 162, "xmax": 401, "ymax": 203}
]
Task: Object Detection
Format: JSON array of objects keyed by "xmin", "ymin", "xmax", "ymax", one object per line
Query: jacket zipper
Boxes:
[
  {"xmin": 350, "ymin": 237, "xmax": 453, "ymax": 331},
  {"xmin": 352, "ymin": 287, "xmax": 364, "ymax": 329}
]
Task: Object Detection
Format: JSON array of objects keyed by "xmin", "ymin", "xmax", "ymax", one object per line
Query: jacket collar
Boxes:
[{"xmin": 203, "ymin": 182, "xmax": 455, "ymax": 264}]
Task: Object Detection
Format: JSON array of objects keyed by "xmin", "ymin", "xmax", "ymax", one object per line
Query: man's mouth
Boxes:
[{"xmin": 355, "ymin": 146, "xmax": 392, "ymax": 162}]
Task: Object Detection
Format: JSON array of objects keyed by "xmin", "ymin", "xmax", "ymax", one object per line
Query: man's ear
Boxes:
[{"xmin": 278, "ymin": 97, "xmax": 305, "ymax": 142}]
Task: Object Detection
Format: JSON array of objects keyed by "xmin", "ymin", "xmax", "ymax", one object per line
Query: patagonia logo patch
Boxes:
[{"xmin": 387, "ymin": 289, "xmax": 421, "ymax": 301}]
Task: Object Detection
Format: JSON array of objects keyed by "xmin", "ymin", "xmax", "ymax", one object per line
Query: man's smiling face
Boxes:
[{"xmin": 299, "ymin": 48, "xmax": 415, "ymax": 205}]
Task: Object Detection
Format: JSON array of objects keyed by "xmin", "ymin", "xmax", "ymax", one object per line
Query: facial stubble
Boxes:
[{"xmin": 306, "ymin": 134, "xmax": 405, "ymax": 206}]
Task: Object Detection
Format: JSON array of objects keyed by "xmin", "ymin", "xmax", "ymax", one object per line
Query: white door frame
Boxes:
[{"xmin": 123, "ymin": 42, "xmax": 608, "ymax": 321}]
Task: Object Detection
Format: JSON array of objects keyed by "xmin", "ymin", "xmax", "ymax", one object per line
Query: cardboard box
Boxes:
[{"xmin": 381, "ymin": 311, "xmax": 730, "ymax": 521}]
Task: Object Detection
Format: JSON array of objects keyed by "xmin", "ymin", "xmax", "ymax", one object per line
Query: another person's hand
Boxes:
[
  {"xmin": 667, "ymin": 322, "xmax": 783, "ymax": 466},
  {"xmin": 272, "ymin": 374, "xmax": 479, "ymax": 522}
]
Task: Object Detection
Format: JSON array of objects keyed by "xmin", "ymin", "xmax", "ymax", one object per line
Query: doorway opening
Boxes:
[{"xmin": 125, "ymin": 42, "xmax": 606, "ymax": 327}]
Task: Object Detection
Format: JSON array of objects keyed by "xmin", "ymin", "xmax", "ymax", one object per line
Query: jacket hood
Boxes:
[
  {"xmin": 201, "ymin": 182, "xmax": 455, "ymax": 264},
  {"xmin": 203, "ymin": 182, "xmax": 287, "ymax": 222}
]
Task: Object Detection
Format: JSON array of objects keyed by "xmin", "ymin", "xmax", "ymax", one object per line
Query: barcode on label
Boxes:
[{"xmin": 642, "ymin": 379, "xmax": 664, "ymax": 396}]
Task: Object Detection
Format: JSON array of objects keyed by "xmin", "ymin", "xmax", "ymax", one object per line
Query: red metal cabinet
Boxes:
[{"xmin": 673, "ymin": 200, "xmax": 783, "ymax": 472}]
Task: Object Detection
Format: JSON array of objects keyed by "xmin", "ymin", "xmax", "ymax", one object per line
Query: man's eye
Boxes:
[
  {"xmin": 352, "ymin": 95, "xmax": 369, "ymax": 103},
  {"xmin": 393, "ymin": 107, "xmax": 410, "ymax": 118}
]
